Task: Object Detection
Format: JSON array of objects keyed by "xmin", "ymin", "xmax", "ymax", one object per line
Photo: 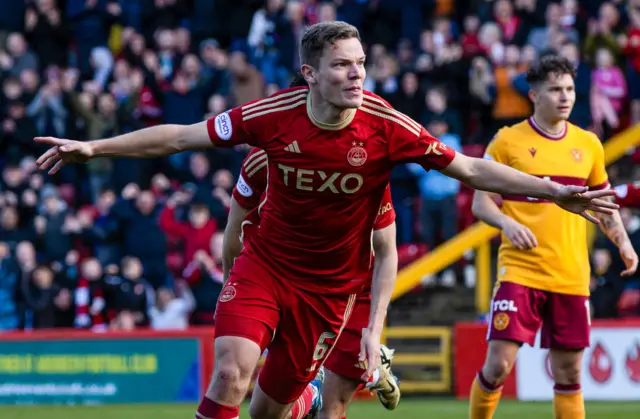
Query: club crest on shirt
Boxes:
[
  {"xmin": 570, "ymin": 148, "xmax": 583, "ymax": 163},
  {"xmin": 528, "ymin": 147, "xmax": 537, "ymax": 157},
  {"xmin": 219, "ymin": 285, "xmax": 237, "ymax": 302},
  {"xmin": 493, "ymin": 312, "xmax": 510, "ymax": 331},
  {"xmin": 347, "ymin": 142, "xmax": 367, "ymax": 167}
]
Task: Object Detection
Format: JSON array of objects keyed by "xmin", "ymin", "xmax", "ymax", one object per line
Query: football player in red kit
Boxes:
[
  {"xmin": 223, "ymin": 148, "xmax": 400, "ymax": 419},
  {"xmin": 36, "ymin": 20, "xmax": 618, "ymax": 419}
]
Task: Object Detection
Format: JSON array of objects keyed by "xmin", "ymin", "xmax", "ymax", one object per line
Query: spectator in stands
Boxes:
[
  {"xmin": 14, "ymin": 241, "xmax": 37, "ymax": 282},
  {"xmin": 408, "ymin": 118, "xmax": 462, "ymax": 256},
  {"xmin": 20, "ymin": 69, "xmax": 41, "ymax": 103},
  {"xmin": 461, "ymin": 15, "xmax": 482, "ymax": 58},
  {"xmin": 183, "ymin": 235, "xmax": 224, "ymax": 325},
  {"xmin": 422, "ymin": 87, "xmax": 462, "ymax": 137},
  {"xmin": 74, "ymin": 257, "xmax": 107, "ymax": 331},
  {"xmin": 35, "ymin": 185, "xmax": 76, "ymax": 263},
  {"xmin": 469, "ymin": 55, "xmax": 495, "ymax": 143},
  {"xmin": 108, "ymin": 187, "xmax": 169, "ymax": 288},
  {"xmin": 527, "ymin": 2, "xmax": 579, "ymax": 54},
  {"xmin": 561, "ymin": 41, "xmax": 592, "ymax": 129},
  {"xmin": 104, "ymin": 256, "xmax": 153, "ymax": 327},
  {"xmin": 584, "ymin": 2, "xmax": 623, "ymax": 65},
  {"xmin": 0, "ymin": 206, "xmax": 34, "ymax": 248},
  {"xmin": 3, "ymin": 99, "xmax": 38, "ymax": 160},
  {"xmin": 591, "ymin": 47, "xmax": 627, "ymax": 136},
  {"xmin": 20, "ymin": 264, "xmax": 71, "ymax": 329},
  {"xmin": 66, "ymin": 0, "xmax": 120, "ymax": 77},
  {"xmin": 25, "ymin": 0, "xmax": 69, "ymax": 70},
  {"xmin": 78, "ymin": 188, "xmax": 120, "ymax": 265},
  {"xmin": 1, "ymin": 76, "xmax": 24, "ymax": 115},
  {"xmin": 110, "ymin": 309, "xmax": 137, "ymax": 331},
  {"xmin": 493, "ymin": 0, "xmax": 529, "ymax": 46},
  {"xmin": 211, "ymin": 168, "xmax": 233, "ymax": 218},
  {"xmin": 149, "ymin": 280, "xmax": 195, "ymax": 330},
  {"xmin": 490, "ymin": 44, "xmax": 532, "ymax": 130},
  {"xmin": 5, "ymin": 32, "xmax": 39, "ymax": 77},
  {"xmin": 388, "ymin": 71, "xmax": 424, "ymax": 122},
  {"xmin": 160, "ymin": 189, "xmax": 217, "ymax": 271},
  {"xmin": 199, "ymin": 38, "xmax": 230, "ymax": 97},
  {"xmin": 228, "ymin": 50, "xmax": 265, "ymax": 106},
  {"xmin": 27, "ymin": 72, "xmax": 68, "ymax": 141}
]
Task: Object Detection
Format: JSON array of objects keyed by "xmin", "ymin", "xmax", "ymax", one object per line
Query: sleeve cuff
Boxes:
[{"xmin": 589, "ymin": 181, "xmax": 610, "ymax": 191}]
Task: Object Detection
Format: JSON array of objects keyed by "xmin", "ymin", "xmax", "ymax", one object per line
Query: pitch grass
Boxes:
[{"xmin": 3, "ymin": 399, "xmax": 639, "ymax": 419}]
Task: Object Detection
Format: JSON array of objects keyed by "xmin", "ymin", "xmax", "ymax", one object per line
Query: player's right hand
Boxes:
[
  {"xmin": 502, "ymin": 219, "xmax": 538, "ymax": 250},
  {"xmin": 34, "ymin": 137, "xmax": 94, "ymax": 175}
]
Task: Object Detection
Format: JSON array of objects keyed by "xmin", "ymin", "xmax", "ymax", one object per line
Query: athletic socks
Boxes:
[
  {"xmin": 469, "ymin": 370, "xmax": 503, "ymax": 419},
  {"xmin": 553, "ymin": 383, "xmax": 585, "ymax": 419},
  {"xmin": 195, "ymin": 397, "xmax": 240, "ymax": 419}
]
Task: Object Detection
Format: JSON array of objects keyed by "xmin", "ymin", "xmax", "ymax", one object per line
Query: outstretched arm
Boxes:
[
  {"xmin": 442, "ymin": 153, "xmax": 559, "ymax": 199},
  {"xmin": 36, "ymin": 121, "xmax": 212, "ymax": 174},
  {"xmin": 90, "ymin": 121, "xmax": 212, "ymax": 157},
  {"xmin": 441, "ymin": 153, "xmax": 618, "ymax": 222}
]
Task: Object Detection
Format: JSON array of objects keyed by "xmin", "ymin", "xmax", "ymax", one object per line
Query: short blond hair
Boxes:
[{"xmin": 300, "ymin": 21, "xmax": 361, "ymax": 68}]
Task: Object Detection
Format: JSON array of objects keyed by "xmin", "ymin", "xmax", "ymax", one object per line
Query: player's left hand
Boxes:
[
  {"xmin": 619, "ymin": 241, "xmax": 639, "ymax": 277},
  {"xmin": 553, "ymin": 186, "xmax": 618, "ymax": 223},
  {"xmin": 360, "ymin": 327, "xmax": 381, "ymax": 381}
]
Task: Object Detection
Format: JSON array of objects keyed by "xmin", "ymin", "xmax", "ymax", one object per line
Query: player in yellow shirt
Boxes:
[{"xmin": 469, "ymin": 56, "xmax": 639, "ymax": 419}]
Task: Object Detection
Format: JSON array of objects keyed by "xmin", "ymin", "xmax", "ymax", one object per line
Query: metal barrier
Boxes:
[{"xmin": 382, "ymin": 326, "xmax": 451, "ymax": 392}]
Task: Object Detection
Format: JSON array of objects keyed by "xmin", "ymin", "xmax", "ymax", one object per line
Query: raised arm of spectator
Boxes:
[
  {"xmin": 48, "ymin": 92, "xmax": 68, "ymax": 119},
  {"xmin": 512, "ymin": 72, "xmax": 529, "ymax": 97},
  {"xmin": 176, "ymin": 280, "xmax": 196, "ymax": 313},
  {"xmin": 159, "ymin": 192, "xmax": 191, "ymax": 239},
  {"xmin": 26, "ymin": 88, "xmax": 48, "ymax": 117}
]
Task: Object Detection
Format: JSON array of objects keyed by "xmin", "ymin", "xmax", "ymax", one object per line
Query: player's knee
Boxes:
[
  {"xmin": 209, "ymin": 363, "xmax": 251, "ymax": 401},
  {"xmin": 208, "ymin": 336, "xmax": 262, "ymax": 402},
  {"xmin": 484, "ymin": 343, "xmax": 517, "ymax": 383},
  {"xmin": 484, "ymin": 357, "xmax": 513, "ymax": 383},
  {"xmin": 552, "ymin": 360, "xmax": 581, "ymax": 385}
]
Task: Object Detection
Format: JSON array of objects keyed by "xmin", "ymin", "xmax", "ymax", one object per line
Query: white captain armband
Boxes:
[{"xmin": 236, "ymin": 174, "xmax": 253, "ymax": 197}]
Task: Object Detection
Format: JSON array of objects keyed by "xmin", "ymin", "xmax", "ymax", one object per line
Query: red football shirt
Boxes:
[
  {"xmin": 614, "ymin": 182, "xmax": 640, "ymax": 208},
  {"xmin": 207, "ymin": 87, "xmax": 455, "ymax": 294},
  {"xmin": 232, "ymin": 147, "xmax": 396, "ymax": 232}
]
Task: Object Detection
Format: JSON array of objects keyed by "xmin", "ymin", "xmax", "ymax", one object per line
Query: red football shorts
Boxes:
[
  {"xmin": 214, "ymin": 251, "xmax": 357, "ymax": 404},
  {"xmin": 487, "ymin": 281, "xmax": 590, "ymax": 349},
  {"xmin": 323, "ymin": 292, "xmax": 370, "ymax": 383}
]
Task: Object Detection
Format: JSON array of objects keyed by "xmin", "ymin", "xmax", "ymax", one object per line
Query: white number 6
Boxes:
[{"xmin": 307, "ymin": 332, "xmax": 337, "ymax": 372}]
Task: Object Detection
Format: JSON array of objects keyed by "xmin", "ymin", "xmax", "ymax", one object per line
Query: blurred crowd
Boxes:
[{"xmin": 0, "ymin": 0, "xmax": 640, "ymax": 332}]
